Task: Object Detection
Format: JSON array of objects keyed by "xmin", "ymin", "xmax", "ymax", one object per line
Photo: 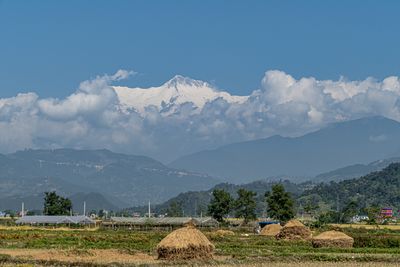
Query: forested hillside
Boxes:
[
  {"xmin": 300, "ymin": 163, "xmax": 400, "ymax": 212},
  {"xmin": 131, "ymin": 164, "xmax": 400, "ymax": 219}
]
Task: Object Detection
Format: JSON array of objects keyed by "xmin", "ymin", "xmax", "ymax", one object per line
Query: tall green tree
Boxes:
[
  {"xmin": 234, "ymin": 188, "xmax": 257, "ymax": 223},
  {"xmin": 304, "ymin": 199, "xmax": 320, "ymax": 218},
  {"xmin": 43, "ymin": 191, "xmax": 72, "ymax": 215},
  {"xmin": 365, "ymin": 205, "xmax": 380, "ymax": 225},
  {"xmin": 166, "ymin": 201, "xmax": 183, "ymax": 217},
  {"xmin": 341, "ymin": 200, "xmax": 359, "ymax": 223},
  {"xmin": 265, "ymin": 184, "xmax": 295, "ymax": 223},
  {"xmin": 208, "ymin": 189, "xmax": 233, "ymax": 222}
]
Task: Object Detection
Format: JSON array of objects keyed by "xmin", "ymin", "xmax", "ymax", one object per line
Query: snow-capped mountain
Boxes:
[{"xmin": 113, "ymin": 75, "xmax": 248, "ymax": 115}]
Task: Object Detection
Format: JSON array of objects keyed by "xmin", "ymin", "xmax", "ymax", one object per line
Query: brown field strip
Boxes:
[{"xmin": 0, "ymin": 249, "xmax": 157, "ymax": 265}]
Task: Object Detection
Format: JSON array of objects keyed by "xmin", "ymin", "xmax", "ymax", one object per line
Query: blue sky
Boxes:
[{"xmin": 0, "ymin": 0, "xmax": 399, "ymax": 98}]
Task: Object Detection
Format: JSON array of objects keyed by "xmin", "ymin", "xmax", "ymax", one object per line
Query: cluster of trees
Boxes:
[
  {"xmin": 43, "ymin": 192, "xmax": 72, "ymax": 215},
  {"xmin": 315, "ymin": 202, "xmax": 382, "ymax": 226},
  {"xmin": 207, "ymin": 184, "xmax": 295, "ymax": 223},
  {"xmin": 42, "ymin": 192, "xmax": 115, "ymax": 218}
]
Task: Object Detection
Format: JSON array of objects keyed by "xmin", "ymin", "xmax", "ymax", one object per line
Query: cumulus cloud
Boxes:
[{"xmin": 1, "ymin": 70, "xmax": 400, "ymax": 162}]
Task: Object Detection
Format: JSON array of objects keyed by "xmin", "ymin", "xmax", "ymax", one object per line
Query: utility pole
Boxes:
[{"xmin": 148, "ymin": 201, "xmax": 151, "ymax": 218}]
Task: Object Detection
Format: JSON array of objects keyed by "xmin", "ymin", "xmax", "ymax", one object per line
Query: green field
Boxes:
[{"xmin": 1, "ymin": 226, "xmax": 400, "ymax": 266}]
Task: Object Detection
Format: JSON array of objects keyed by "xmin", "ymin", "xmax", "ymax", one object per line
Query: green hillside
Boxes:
[{"xmin": 300, "ymin": 163, "xmax": 400, "ymax": 212}]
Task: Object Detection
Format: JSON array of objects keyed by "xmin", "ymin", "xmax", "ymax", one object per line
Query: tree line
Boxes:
[{"xmin": 207, "ymin": 184, "xmax": 295, "ymax": 224}]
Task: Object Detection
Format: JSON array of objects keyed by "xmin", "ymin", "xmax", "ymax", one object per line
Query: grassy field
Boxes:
[{"xmin": 0, "ymin": 226, "xmax": 400, "ymax": 266}]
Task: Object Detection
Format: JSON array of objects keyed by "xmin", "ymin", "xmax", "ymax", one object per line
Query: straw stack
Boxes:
[
  {"xmin": 157, "ymin": 225, "xmax": 214, "ymax": 260},
  {"xmin": 260, "ymin": 224, "xmax": 282, "ymax": 237},
  {"xmin": 312, "ymin": 230, "xmax": 354, "ymax": 248},
  {"xmin": 214, "ymin": 229, "xmax": 235, "ymax": 237},
  {"xmin": 276, "ymin": 219, "xmax": 311, "ymax": 240}
]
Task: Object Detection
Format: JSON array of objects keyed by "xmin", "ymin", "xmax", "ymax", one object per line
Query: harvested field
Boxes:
[
  {"xmin": 0, "ymin": 249, "xmax": 156, "ymax": 265},
  {"xmin": 0, "ymin": 225, "xmax": 400, "ymax": 266},
  {"xmin": 214, "ymin": 263, "xmax": 400, "ymax": 267}
]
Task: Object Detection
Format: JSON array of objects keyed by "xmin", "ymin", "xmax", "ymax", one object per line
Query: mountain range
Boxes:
[
  {"xmin": 0, "ymin": 149, "xmax": 218, "ymax": 209},
  {"xmin": 113, "ymin": 75, "xmax": 247, "ymax": 116},
  {"xmin": 2, "ymin": 116, "xmax": 400, "ymax": 212},
  {"xmin": 170, "ymin": 116, "xmax": 400, "ymax": 183}
]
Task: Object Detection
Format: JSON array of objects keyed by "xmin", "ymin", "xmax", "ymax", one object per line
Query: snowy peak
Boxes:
[
  {"xmin": 113, "ymin": 75, "xmax": 248, "ymax": 115},
  {"xmin": 164, "ymin": 75, "xmax": 210, "ymax": 89}
]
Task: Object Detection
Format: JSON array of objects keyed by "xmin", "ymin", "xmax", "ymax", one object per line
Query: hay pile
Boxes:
[
  {"xmin": 260, "ymin": 224, "xmax": 282, "ymax": 237},
  {"xmin": 276, "ymin": 219, "xmax": 311, "ymax": 240},
  {"xmin": 157, "ymin": 225, "xmax": 214, "ymax": 260},
  {"xmin": 312, "ymin": 230, "xmax": 354, "ymax": 248},
  {"xmin": 214, "ymin": 229, "xmax": 235, "ymax": 237}
]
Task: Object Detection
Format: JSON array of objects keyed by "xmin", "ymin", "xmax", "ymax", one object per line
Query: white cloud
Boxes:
[{"xmin": 1, "ymin": 69, "xmax": 400, "ymax": 162}]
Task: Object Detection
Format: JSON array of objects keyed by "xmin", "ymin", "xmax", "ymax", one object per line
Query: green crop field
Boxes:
[{"xmin": 0, "ymin": 226, "xmax": 400, "ymax": 266}]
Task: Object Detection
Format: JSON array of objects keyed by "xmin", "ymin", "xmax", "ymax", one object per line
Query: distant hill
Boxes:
[
  {"xmin": 314, "ymin": 157, "xmax": 400, "ymax": 182},
  {"xmin": 130, "ymin": 163, "xmax": 400, "ymax": 217},
  {"xmin": 301, "ymin": 163, "xmax": 400, "ymax": 210},
  {"xmin": 170, "ymin": 116, "xmax": 400, "ymax": 183},
  {"xmin": 0, "ymin": 149, "xmax": 219, "ymax": 209}
]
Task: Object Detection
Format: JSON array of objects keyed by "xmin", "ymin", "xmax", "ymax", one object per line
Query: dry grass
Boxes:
[
  {"xmin": 4, "ymin": 264, "xmax": 400, "ymax": 267},
  {"xmin": 214, "ymin": 263, "xmax": 400, "ymax": 267},
  {"xmin": 0, "ymin": 248, "xmax": 156, "ymax": 265}
]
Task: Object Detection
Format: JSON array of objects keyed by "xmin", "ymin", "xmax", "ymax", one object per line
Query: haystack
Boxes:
[
  {"xmin": 157, "ymin": 225, "xmax": 214, "ymax": 260},
  {"xmin": 276, "ymin": 219, "xmax": 311, "ymax": 240},
  {"xmin": 260, "ymin": 223, "xmax": 282, "ymax": 237},
  {"xmin": 214, "ymin": 229, "xmax": 235, "ymax": 237},
  {"xmin": 312, "ymin": 230, "xmax": 354, "ymax": 248}
]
